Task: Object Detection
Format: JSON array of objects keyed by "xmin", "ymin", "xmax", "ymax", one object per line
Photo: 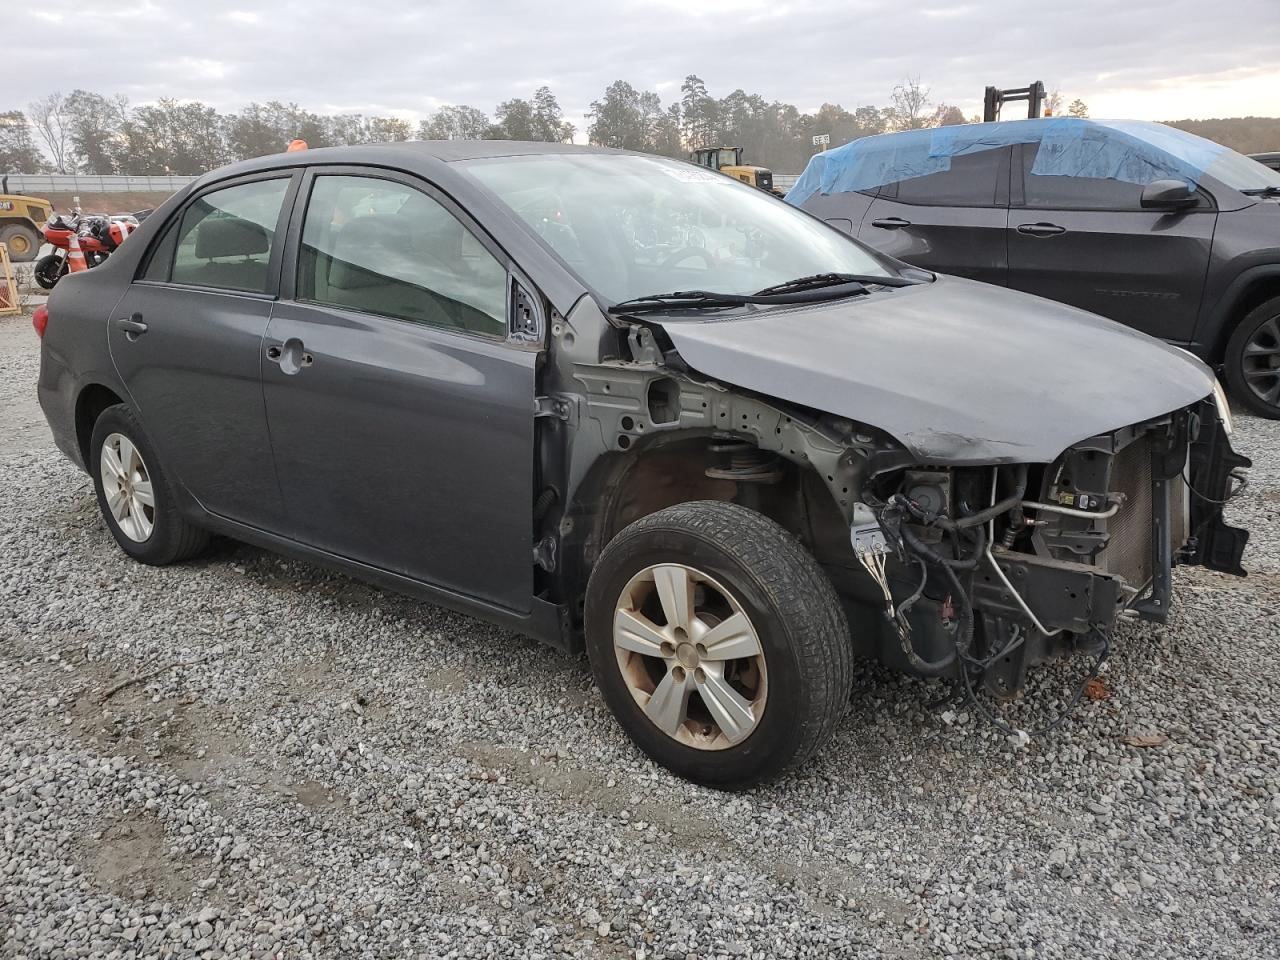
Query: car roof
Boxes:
[{"xmin": 192, "ymin": 139, "xmax": 628, "ymax": 188}]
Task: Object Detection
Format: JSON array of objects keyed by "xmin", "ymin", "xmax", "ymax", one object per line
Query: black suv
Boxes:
[{"xmin": 790, "ymin": 119, "xmax": 1280, "ymax": 418}]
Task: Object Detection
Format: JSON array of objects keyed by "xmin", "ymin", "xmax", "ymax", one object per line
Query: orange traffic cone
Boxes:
[{"xmin": 67, "ymin": 233, "xmax": 88, "ymax": 273}]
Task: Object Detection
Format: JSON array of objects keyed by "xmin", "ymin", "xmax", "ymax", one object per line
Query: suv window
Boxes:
[
  {"xmin": 887, "ymin": 148, "xmax": 1005, "ymax": 206},
  {"xmin": 1019, "ymin": 145, "xmax": 1145, "ymax": 210},
  {"xmin": 297, "ymin": 175, "xmax": 508, "ymax": 337},
  {"xmin": 169, "ymin": 178, "xmax": 290, "ymax": 292}
]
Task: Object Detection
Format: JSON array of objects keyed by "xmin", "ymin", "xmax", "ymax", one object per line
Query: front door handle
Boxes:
[
  {"xmin": 1016, "ymin": 222, "xmax": 1067, "ymax": 237},
  {"xmin": 870, "ymin": 217, "xmax": 912, "ymax": 229},
  {"xmin": 266, "ymin": 338, "xmax": 314, "ymax": 375},
  {"xmin": 114, "ymin": 315, "xmax": 148, "ymax": 339}
]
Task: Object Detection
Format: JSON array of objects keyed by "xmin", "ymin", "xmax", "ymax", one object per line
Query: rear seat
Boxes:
[
  {"xmin": 173, "ymin": 216, "xmax": 271, "ymax": 291},
  {"xmin": 324, "ymin": 216, "xmax": 455, "ymax": 328}
]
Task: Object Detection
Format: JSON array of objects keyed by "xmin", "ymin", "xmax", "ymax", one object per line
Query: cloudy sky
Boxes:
[{"xmin": 9, "ymin": 0, "xmax": 1279, "ymax": 135}]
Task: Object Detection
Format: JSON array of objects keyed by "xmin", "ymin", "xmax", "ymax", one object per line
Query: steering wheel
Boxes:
[{"xmin": 660, "ymin": 247, "xmax": 716, "ymax": 271}]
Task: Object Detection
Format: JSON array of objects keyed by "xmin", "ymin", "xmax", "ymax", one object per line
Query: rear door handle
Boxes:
[
  {"xmin": 1016, "ymin": 222, "xmax": 1067, "ymax": 237},
  {"xmin": 870, "ymin": 217, "xmax": 912, "ymax": 229},
  {"xmin": 114, "ymin": 316, "xmax": 148, "ymax": 339}
]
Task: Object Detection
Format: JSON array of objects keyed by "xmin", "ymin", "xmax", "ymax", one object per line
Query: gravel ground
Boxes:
[{"xmin": 1, "ymin": 311, "xmax": 1277, "ymax": 959}]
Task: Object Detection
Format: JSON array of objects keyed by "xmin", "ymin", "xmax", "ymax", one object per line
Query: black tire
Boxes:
[
  {"xmin": 1223, "ymin": 296, "xmax": 1280, "ymax": 419},
  {"xmin": 1, "ymin": 223, "xmax": 40, "ymax": 262},
  {"xmin": 89, "ymin": 404, "xmax": 210, "ymax": 565},
  {"xmin": 33, "ymin": 253, "xmax": 66, "ymax": 290},
  {"xmin": 585, "ymin": 501, "xmax": 852, "ymax": 789}
]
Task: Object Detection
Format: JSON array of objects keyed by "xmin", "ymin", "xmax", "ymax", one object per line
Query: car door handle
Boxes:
[
  {"xmin": 1016, "ymin": 222, "xmax": 1067, "ymax": 237},
  {"xmin": 114, "ymin": 316, "xmax": 148, "ymax": 338},
  {"xmin": 870, "ymin": 217, "xmax": 912, "ymax": 229},
  {"xmin": 267, "ymin": 338, "xmax": 313, "ymax": 374}
]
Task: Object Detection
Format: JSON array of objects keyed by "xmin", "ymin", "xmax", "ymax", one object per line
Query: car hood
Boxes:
[{"xmin": 651, "ymin": 275, "xmax": 1216, "ymax": 464}]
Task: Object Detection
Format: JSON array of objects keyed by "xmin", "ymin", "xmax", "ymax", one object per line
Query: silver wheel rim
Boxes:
[
  {"xmin": 99, "ymin": 432, "xmax": 156, "ymax": 543},
  {"xmin": 1242, "ymin": 314, "xmax": 1280, "ymax": 408},
  {"xmin": 613, "ymin": 563, "xmax": 768, "ymax": 750}
]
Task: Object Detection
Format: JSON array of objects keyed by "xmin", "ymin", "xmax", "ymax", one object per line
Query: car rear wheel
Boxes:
[
  {"xmin": 1224, "ymin": 296, "xmax": 1280, "ymax": 419},
  {"xmin": 90, "ymin": 404, "xmax": 210, "ymax": 564},
  {"xmin": 585, "ymin": 501, "xmax": 852, "ymax": 789},
  {"xmin": 1, "ymin": 223, "xmax": 40, "ymax": 262}
]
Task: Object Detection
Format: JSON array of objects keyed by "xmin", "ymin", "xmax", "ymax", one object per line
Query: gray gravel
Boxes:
[{"xmin": 1, "ymin": 311, "xmax": 1278, "ymax": 959}]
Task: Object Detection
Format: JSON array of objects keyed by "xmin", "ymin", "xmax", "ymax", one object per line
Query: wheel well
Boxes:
[
  {"xmin": 1213, "ymin": 277, "xmax": 1280, "ymax": 363},
  {"xmin": 75, "ymin": 384, "xmax": 124, "ymax": 466},
  {"xmin": 562, "ymin": 434, "xmax": 848, "ymax": 607}
]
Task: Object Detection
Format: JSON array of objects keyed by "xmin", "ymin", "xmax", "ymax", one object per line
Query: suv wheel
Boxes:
[
  {"xmin": 585, "ymin": 501, "xmax": 852, "ymax": 789},
  {"xmin": 90, "ymin": 404, "xmax": 210, "ymax": 564},
  {"xmin": 1224, "ymin": 296, "xmax": 1280, "ymax": 419}
]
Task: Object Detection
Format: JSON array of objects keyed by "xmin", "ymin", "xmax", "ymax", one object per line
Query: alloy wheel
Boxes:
[
  {"xmin": 99, "ymin": 432, "xmax": 156, "ymax": 542},
  {"xmin": 612, "ymin": 563, "xmax": 768, "ymax": 750},
  {"xmin": 1242, "ymin": 314, "xmax": 1280, "ymax": 408}
]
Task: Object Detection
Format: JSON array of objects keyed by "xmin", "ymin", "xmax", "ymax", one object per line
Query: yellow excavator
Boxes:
[{"xmin": 689, "ymin": 147, "xmax": 781, "ymax": 196}]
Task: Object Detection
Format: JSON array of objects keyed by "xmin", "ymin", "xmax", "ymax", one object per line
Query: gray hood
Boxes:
[{"xmin": 653, "ymin": 275, "xmax": 1215, "ymax": 464}]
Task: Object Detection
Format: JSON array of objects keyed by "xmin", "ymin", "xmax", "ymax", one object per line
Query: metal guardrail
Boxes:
[
  {"xmin": 773, "ymin": 174, "xmax": 799, "ymax": 193},
  {"xmin": 1, "ymin": 173, "xmax": 196, "ymax": 194}
]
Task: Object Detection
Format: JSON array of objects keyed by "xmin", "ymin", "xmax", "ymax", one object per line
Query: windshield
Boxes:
[
  {"xmin": 1203, "ymin": 148, "xmax": 1280, "ymax": 192},
  {"xmin": 461, "ymin": 153, "xmax": 892, "ymax": 304}
]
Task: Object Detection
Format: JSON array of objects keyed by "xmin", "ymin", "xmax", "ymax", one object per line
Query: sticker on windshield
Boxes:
[{"xmin": 642, "ymin": 159, "xmax": 728, "ymax": 183}]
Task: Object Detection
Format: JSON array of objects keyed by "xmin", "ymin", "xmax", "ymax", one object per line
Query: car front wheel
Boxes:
[
  {"xmin": 585, "ymin": 501, "xmax": 852, "ymax": 789},
  {"xmin": 90, "ymin": 404, "xmax": 210, "ymax": 565},
  {"xmin": 1224, "ymin": 296, "xmax": 1280, "ymax": 419}
]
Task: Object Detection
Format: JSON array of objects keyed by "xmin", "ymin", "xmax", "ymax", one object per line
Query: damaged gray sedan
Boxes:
[{"xmin": 37, "ymin": 142, "xmax": 1250, "ymax": 788}]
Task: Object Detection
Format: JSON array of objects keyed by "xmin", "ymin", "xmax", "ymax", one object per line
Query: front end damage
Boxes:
[
  {"xmin": 547, "ymin": 302, "xmax": 1251, "ymax": 710},
  {"xmin": 853, "ymin": 400, "xmax": 1249, "ymax": 698}
]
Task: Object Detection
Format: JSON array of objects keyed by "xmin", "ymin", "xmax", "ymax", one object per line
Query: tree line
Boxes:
[{"xmin": 1, "ymin": 76, "xmax": 983, "ymax": 177}]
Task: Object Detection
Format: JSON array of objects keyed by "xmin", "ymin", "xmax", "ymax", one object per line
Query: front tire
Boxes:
[
  {"xmin": 90, "ymin": 404, "xmax": 210, "ymax": 565},
  {"xmin": 1224, "ymin": 296, "xmax": 1280, "ymax": 419},
  {"xmin": 33, "ymin": 253, "xmax": 66, "ymax": 289},
  {"xmin": 585, "ymin": 501, "xmax": 852, "ymax": 789}
]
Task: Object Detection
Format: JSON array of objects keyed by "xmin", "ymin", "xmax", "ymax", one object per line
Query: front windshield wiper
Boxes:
[
  {"xmin": 753, "ymin": 272, "xmax": 923, "ymax": 296},
  {"xmin": 607, "ymin": 284, "xmax": 874, "ymax": 315},
  {"xmin": 1241, "ymin": 186, "xmax": 1280, "ymax": 197}
]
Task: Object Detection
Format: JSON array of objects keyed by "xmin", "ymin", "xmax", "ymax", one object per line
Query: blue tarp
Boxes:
[{"xmin": 785, "ymin": 118, "xmax": 1229, "ymax": 205}]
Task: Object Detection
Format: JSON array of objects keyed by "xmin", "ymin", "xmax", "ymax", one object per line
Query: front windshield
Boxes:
[
  {"xmin": 1203, "ymin": 148, "xmax": 1280, "ymax": 192},
  {"xmin": 461, "ymin": 153, "xmax": 892, "ymax": 303}
]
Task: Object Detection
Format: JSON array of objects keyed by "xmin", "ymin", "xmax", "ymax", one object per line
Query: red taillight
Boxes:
[{"xmin": 32, "ymin": 304, "xmax": 49, "ymax": 338}]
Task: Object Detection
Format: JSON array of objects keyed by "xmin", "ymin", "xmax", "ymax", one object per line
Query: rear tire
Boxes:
[
  {"xmin": 90, "ymin": 404, "xmax": 210, "ymax": 565},
  {"xmin": 1, "ymin": 223, "xmax": 40, "ymax": 262},
  {"xmin": 1224, "ymin": 296, "xmax": 1280, "ymax": 419},
  {"xmin": 585, "ymin": 501, "xmax": 852, "ymax": 789}
]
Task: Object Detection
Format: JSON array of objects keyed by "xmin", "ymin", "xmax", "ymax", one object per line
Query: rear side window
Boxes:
[
  {"xmin": 297, "ymin": 175, "xmax": 508, "ymax": 337},
  {"xmin": 887, "ymin": 148, "xmax": 1006, "ymax": 206},
  {"xmin": 167, "ymin": 178, "xmax": 290, "ymax": 293}
]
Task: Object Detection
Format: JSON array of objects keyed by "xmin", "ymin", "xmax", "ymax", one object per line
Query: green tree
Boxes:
[
  {"xmin": 680, "ymin": 75, "xmax": 718, "ymax": 148},
  {"xmin": 64, "ymin": 90, "xmax": 129, "ymax": 173},
  {"xmin": 1068, "ymin": 99, "xmax": 1089, "ymax": 118},
  {"xmin": 0, "ymin": 111, "xmax": 46, "ymax": 173},
  {"xmin": 420, "ymin": 105, "xmax": 492, "ymax": 140},
  {"xmin": 532, "ymin": 87, "xmax": 574, "ymax": 142},
  {"xmin": 366, "ymin": 116, "xmax": 412, "ymax": 142},
  {"xmin": 119, "ymin": 99, "xmax": 228, "ymax": 174},
  {"xmin": 492, "ymin": 97, "xmax": 537, "ymax": 140}
]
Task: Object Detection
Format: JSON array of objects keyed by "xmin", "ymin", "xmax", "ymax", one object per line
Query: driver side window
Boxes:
[{"xmin": 297, "ymin": 175, "xmax": 508, "ymax": 337}]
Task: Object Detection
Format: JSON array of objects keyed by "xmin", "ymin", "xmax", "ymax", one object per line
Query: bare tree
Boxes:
[
  {"xmin": 29, "ymin": 92, "xmax": 72, "ymax": 173},
  {"xmin": 888, "ymin": 77, "xmax": 932, "ymax": 131},
  {"xmin": 1044, "ymin": 89, "xmax": 1065, "ymax": 117}
]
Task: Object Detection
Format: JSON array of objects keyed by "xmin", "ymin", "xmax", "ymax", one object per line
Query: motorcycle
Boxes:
[{"xmin": 34, "ymin": 210, "xmax": 138, "ymax": 290}]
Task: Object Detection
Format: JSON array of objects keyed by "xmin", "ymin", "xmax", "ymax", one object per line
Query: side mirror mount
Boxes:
[{"xmin": 1141, "ymin": 179, "xmax": 1197, "ymax": 210}]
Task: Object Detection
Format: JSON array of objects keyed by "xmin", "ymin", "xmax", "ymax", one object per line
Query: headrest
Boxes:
[
  {"xmin": 195, "ymin": 216, "xmax": 269, "ymax": 259},
  {"xmin": 328, "ymin": 216, "xmax": 405, "ymax": 290}
]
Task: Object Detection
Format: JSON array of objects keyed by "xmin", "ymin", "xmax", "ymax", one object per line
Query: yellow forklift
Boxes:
[
  {"xmin": 0, "ymin": 176, "xmax": 53, "ymax": 263},
  {"xmin": 689, "ymin": 147, "xmax": 781, "ymax": 196}
]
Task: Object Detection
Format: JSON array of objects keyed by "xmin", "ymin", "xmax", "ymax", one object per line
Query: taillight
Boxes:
[{"xmin": 32, "ymin": 304, "xmax": 49, "ymax": 338}]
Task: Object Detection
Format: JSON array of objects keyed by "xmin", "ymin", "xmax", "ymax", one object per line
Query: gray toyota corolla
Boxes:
[{"xmin": 37, "ymin": 141, "xmax": 1251, "ymax": 788}]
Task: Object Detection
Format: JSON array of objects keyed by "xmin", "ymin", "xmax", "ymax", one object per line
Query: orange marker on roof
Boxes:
[{"xmin": 286, "ymin": 139, "xmax": 308, "ymax": 152}]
